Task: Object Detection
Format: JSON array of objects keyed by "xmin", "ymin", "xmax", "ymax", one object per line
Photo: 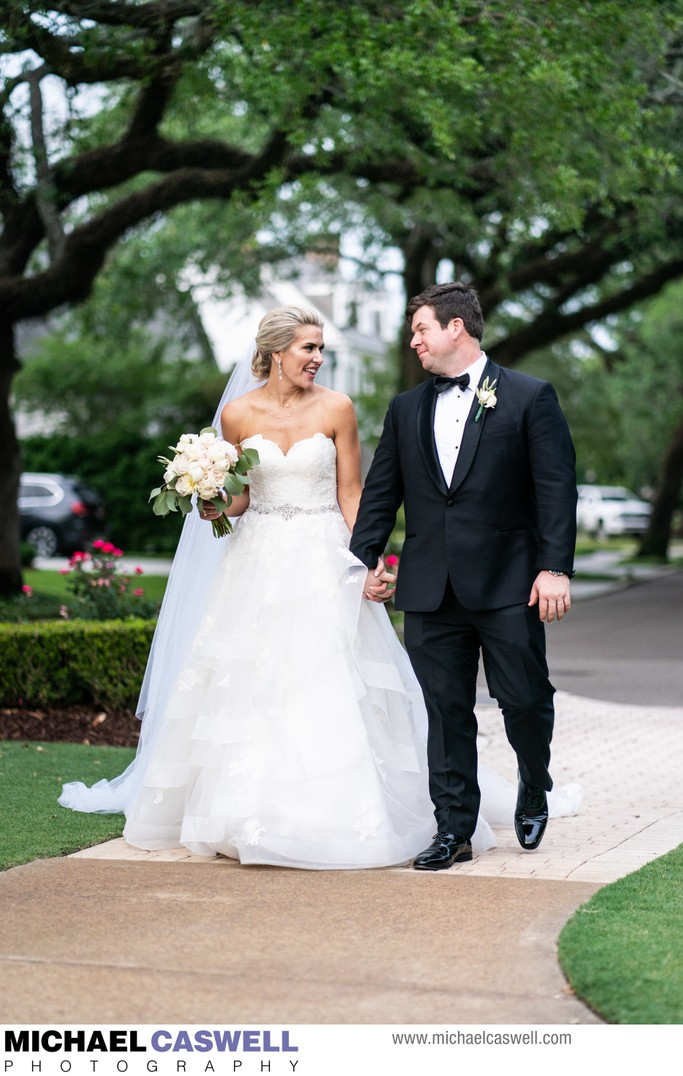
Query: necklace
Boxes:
[{"xmin": 264, "ymin": 388, "xmax": 305, "ymax": 417}]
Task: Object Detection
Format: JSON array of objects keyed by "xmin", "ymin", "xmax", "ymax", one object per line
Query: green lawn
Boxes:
[
  {"xmin": 1, "ymin": 739, "xmax": 134, "ymax": 870},
  {"xmin": 558, "ymin": 844, "xmax": 683, "ymax": 1023},
  {"xmin": 24, "ymin": 567, "xmax": 168, "ymax": 603}
]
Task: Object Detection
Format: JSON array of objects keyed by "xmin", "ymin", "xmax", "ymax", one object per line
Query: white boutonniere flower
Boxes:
[{"xmin": 475, "ymin": 377, "xmax": 497, "ymax": 422}]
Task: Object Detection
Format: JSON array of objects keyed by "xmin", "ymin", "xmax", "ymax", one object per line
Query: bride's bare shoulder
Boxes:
[
  {"xmin": 315, "ymin": 385, "xmax": 355, "ymax": 414},
  {"xmin": 220, "ymin": 388, "xmax": 265, "ymax": 438}
]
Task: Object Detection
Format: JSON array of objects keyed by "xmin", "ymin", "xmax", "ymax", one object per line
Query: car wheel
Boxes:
[
  {"xmin": 595, "ymin": 519, "xmax": 609, "ymax": 540},
  {"xmin": 26, "ymin": 525, "xmax": 60, "ymax": 557}
]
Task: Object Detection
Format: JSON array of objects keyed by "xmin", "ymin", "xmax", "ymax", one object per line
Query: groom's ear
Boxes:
[{"xmin": 448, "ymin": 317, "xmax": 465, "ymax": 340}]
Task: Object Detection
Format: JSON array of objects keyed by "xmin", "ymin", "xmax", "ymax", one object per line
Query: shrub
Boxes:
[
  {"xmin": 0, "ymin": 619, "xmax": 156, "ymax": 710},
  {"xmin": 62, "ymin": 541, "xmax": 160, "ymax": 620}
]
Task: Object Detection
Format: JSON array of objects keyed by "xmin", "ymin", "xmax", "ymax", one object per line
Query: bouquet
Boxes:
[{"xmin": 150, "ymin": 428, "xmax": 260, "ymax": 537}]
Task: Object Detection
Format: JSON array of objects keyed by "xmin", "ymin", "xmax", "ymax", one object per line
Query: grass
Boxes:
[
  {"xmin": 1, "ymin": 739, "xmax": 134, "ymax": 870},
  {"xmin": 23, "ymin": 567, "xmax": 168, "ymax": 603},
  {"xmin": 558, "ymin": 844, "xmax": 683, "ymax": 1023}
]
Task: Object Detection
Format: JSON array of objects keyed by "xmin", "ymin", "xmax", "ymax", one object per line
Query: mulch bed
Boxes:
[{"xmin": 0, "ymin": 705, "xmax": 140, "ymax": 747}]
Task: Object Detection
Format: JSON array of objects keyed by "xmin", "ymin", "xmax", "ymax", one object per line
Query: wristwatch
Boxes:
[{"xmin": 546, "ymin": 570, "xmax": 568, "ymax": 577}]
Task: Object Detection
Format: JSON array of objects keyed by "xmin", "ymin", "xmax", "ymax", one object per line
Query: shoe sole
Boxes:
[{"xmin": 413, "ymin": 850, "xmax": 473, "ymax": 870}]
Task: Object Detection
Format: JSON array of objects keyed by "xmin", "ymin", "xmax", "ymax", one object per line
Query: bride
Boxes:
[{"xmin": 60, "ymin": 305, "xmax": 578, "ymax": 868}]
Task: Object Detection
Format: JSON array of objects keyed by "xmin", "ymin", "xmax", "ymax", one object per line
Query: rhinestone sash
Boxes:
[{"xmin": 250, "ymin": 502, "xmax": 339, "ymax": 521}]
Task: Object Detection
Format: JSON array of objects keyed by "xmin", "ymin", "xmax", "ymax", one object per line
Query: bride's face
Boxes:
[{"xmin": 277, "ymin": 325, "xmax": 325, "ymax": 388}]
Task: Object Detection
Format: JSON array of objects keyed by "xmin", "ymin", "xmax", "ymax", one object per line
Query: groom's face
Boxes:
[{"xmin": 410, "ymin": 305, "xmax": 460, "ymax": 374}]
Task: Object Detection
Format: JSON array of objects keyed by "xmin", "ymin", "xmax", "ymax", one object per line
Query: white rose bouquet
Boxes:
[{"xmin": 150, "ymin": 428, "xmax": 260, "ymax": 537}]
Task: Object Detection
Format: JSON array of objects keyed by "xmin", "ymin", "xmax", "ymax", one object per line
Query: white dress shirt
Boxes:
[{"xmin": 434, "ymin": 352, "xmax": 488, "ymax": 486}]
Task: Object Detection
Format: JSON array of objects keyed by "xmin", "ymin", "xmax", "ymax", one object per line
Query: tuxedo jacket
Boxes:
[{"xmin": 350, "ymin": 359, "xmax": 577, "ymax": 612}]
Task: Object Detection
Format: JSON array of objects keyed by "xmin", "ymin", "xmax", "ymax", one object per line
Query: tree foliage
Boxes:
[{"xmin": 2, "ymin": 1, "xmax": 683, "ymax": 591}]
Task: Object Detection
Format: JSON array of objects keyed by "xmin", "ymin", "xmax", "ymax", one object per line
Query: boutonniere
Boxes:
[{"xmin": 475, "ymin": 377, "xmax": 497, "ymax": 422}]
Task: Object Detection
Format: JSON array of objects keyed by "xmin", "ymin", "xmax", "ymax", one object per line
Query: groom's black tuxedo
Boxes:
[
  {"xmin": 351, "ymin": 359, "xmax": 577, "ymax": 611},
  {"xmin": 350, "ymin": 358, "xmax": 577, "ymax": 840}
]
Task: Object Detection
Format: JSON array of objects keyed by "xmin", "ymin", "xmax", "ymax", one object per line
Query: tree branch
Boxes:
[
  {"xmin": 26, "ymin": 67, "xmax": 65, "ymax": 264},
  {"xmin": 0, "ymin": 126, "xmax": 293, "ymax": 320},
  {"xmin": 21, "ymin": 0, "xmax": 205, "ymax": 30},
  {"xmin": 488, "ymin": 257, "xmax": 683, "ymax": 366}
]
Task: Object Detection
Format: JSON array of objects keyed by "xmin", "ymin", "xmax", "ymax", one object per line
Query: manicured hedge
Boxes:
[{"xmin": 0, "ymin": 619, "xmax": 156, "ymax": 710}]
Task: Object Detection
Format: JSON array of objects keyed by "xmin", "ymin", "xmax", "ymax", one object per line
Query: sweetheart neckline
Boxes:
[{"xmin": 243, "ymin": 432, "xmax": 334, "ymax": 458}]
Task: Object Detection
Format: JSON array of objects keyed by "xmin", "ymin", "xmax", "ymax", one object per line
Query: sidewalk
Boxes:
[{"xmin": 2, "ymin": 555, "xmax": 681, "ymax": 1026}]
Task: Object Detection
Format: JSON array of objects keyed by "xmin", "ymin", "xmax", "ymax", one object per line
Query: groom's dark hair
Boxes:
[{"xmin": 406, "ymin": 282, "xmax": 484, "ymax": 342}]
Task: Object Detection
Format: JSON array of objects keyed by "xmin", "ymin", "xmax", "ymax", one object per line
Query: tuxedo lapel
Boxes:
[
  {"xmin": 416, "ymin": 382, "xmax": 449, "ymax": 495},
  {"xmin": 449, "ymin": 359, "xmax": 500, "ymax": 494}
]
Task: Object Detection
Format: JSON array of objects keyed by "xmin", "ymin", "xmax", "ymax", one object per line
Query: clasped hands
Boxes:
[{"xmin": 363, "ymin": 558, "xmax": 397, "ymax": 604}]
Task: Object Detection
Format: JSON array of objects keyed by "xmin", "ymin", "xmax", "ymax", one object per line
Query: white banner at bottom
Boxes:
[{"xmin": 2, "ymin": 1024, "xmax": 681, "ymax": 1076}]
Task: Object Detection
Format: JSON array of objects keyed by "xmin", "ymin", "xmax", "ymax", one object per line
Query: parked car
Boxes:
[
  {"xmin": 19, "ymin": 473, "xmax": 106, "ymax": 557},
  {"xmin": 576, "ymin": 484, "xmax": 652, "ymax": 538}
]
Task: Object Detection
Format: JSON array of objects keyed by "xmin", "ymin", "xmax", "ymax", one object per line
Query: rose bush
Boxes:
[{"xmin": 61, "ymin": 540, "xmax": 159, "ymax": 621}]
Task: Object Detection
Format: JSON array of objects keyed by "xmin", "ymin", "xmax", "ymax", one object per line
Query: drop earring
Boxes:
[{"xmin": 277, "ymin": 358, "xmax": 283, "ymax": 380}]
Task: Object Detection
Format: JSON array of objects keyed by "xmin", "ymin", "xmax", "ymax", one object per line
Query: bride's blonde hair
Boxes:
[{"xmin": 252, "ymin": 306, "xmax": 324, "ymax": 380}]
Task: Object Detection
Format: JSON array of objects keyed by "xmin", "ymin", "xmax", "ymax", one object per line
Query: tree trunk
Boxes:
[
  {"xmin": 0, "ymin": 320, "xmax": 23, "ymax": 596},
  {"xmin": 636, "ymin": 415, "xmax": 683, "ymax": 560}
]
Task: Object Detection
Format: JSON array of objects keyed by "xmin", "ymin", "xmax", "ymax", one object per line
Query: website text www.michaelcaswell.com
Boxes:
[{"xmin": 391, "ymin": 1029, "xmax": 572, "ymax": 1047}]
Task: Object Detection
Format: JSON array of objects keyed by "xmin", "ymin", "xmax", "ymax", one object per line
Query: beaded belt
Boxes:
[{"xmin": 250, "ymin": 502, "xmax": 339, "ymax": 520}]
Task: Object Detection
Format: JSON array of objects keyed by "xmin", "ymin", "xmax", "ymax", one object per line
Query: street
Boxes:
[{"xmin": 546, "ymin": 570, "xmax": 683, "ymax": 707}]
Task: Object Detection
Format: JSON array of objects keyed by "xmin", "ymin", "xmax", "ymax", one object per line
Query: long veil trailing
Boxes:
[{"xmin": 59, "ymin": 344, "xmax": 264, "ymax": 815}]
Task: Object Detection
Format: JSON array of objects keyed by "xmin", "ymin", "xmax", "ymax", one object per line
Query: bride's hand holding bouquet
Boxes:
[{"xmin": 150, "ymin": 427, "xmax": 259, "ymax": 537}]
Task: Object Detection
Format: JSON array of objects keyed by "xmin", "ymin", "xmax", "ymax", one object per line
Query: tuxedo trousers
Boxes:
[{"xmin": 404, "ymin": 578, "xmax": 555, "ymax": 839}]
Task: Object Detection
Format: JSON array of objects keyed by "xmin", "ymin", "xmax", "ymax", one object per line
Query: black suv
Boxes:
[{"xmin": 19, "ymin": 473, "xmax": 106, "ymax": 557}]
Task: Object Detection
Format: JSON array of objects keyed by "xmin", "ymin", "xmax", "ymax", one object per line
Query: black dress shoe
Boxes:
[
  {"xmin": 413, "ymin": 833, "xmax": 473, "ymax": 871},
  {"xmin": 514, "ymin": 780, "xmax": 549, "ymax": 850}
]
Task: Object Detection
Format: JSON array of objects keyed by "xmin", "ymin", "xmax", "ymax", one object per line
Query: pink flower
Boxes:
[
  {"xmin": 135, "ymin": 567, "xmax": 144, "ymax": 575},
  {"xmin": 112, "ymin": 548, "xmax": 124, "ymax": 557},
  {"xmin": 59, "ymin": 568, "xmax": 70, "ymax": 575},
  {"xmin": 59, "ymin": 605, "xmax": 69, "ymax": 619},
  {"xmin": 21, "ymin": 584, "xmax": 33, "ymax": 596},
  {"xmin": 100, "ymin": 542, "xmax": 115, "ymax": 554},
  {"xmin": 69, "ymin": 550, "xmax": 90, "ymax": 564},
  {"xmin": 92, "ymin": 540, "xmax": 105, "ymax": 550},
  {"xmin": 385, "ymin": 554, "xmax": 399, "ymax": 567},
  {"xmin": 133, "ymin": 588, "xmax": 145, "ymax": 597}
]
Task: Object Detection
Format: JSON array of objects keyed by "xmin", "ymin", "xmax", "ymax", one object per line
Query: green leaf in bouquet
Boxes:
[
  {"xmin": 210, "ymin": 495, "xmax": 228, "ymax": 513},
  {"xmin": 224, "ymin": 472, "xmax": 245, "ymax": 495},
  {"xmin": 200, "ymin": 427, "xmax": 218, "ymax": 437},
  {"xmin": 177, "ymin": 496, "xmax": 193, "ymax": 515},
  {"xmin": 237, "ymin": 447, "xmax": 260, "ymax": 471},
  {"xmin": 148, "ymin": 486, "xmax": 162, "ymax": 501},
  {"xmin": 152, "ymin": 492, "xmax": 170, "ymax": 516},
  {"xmin": 165, "ymin": 490, "xmax": 180, "ymax": 512}
]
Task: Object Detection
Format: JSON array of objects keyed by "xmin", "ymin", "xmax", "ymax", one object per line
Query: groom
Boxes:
[{"xmin": 350, "ymin": 282, "xmax": 577, "ymax": 869}]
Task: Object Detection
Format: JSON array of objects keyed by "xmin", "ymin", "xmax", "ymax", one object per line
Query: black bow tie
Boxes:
[{"xmin": 433, "ymin": 373, "xmax": 470, "ymax": 394}]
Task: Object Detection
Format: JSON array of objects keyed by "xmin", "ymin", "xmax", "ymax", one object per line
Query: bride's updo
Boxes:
[{"xmin": 252, "ymin": 306, "xmax": 324, "ymax": 380}]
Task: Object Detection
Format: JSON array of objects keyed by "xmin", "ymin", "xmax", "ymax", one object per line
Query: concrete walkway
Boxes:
[{"xmin": 2, "ymin": 559, "xmax": 682, "ymax": 1027}]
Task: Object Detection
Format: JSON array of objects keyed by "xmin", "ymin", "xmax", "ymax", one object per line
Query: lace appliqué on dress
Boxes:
[
  {"xmin": 243, "ymin": 818, "xmax": 265, "ymax": 846},
  {"xmin": 354, "ymin": 800, "xmax": 382, "ymax": 842},
  {"xmin": 175, "ymin": 668, "xmax": 202, "ymax": 693}
]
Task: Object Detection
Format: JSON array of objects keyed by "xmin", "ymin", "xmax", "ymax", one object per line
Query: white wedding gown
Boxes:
[{"xmin": 116, "ymin": 434, "xmax": 579, "ymax": 868}]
